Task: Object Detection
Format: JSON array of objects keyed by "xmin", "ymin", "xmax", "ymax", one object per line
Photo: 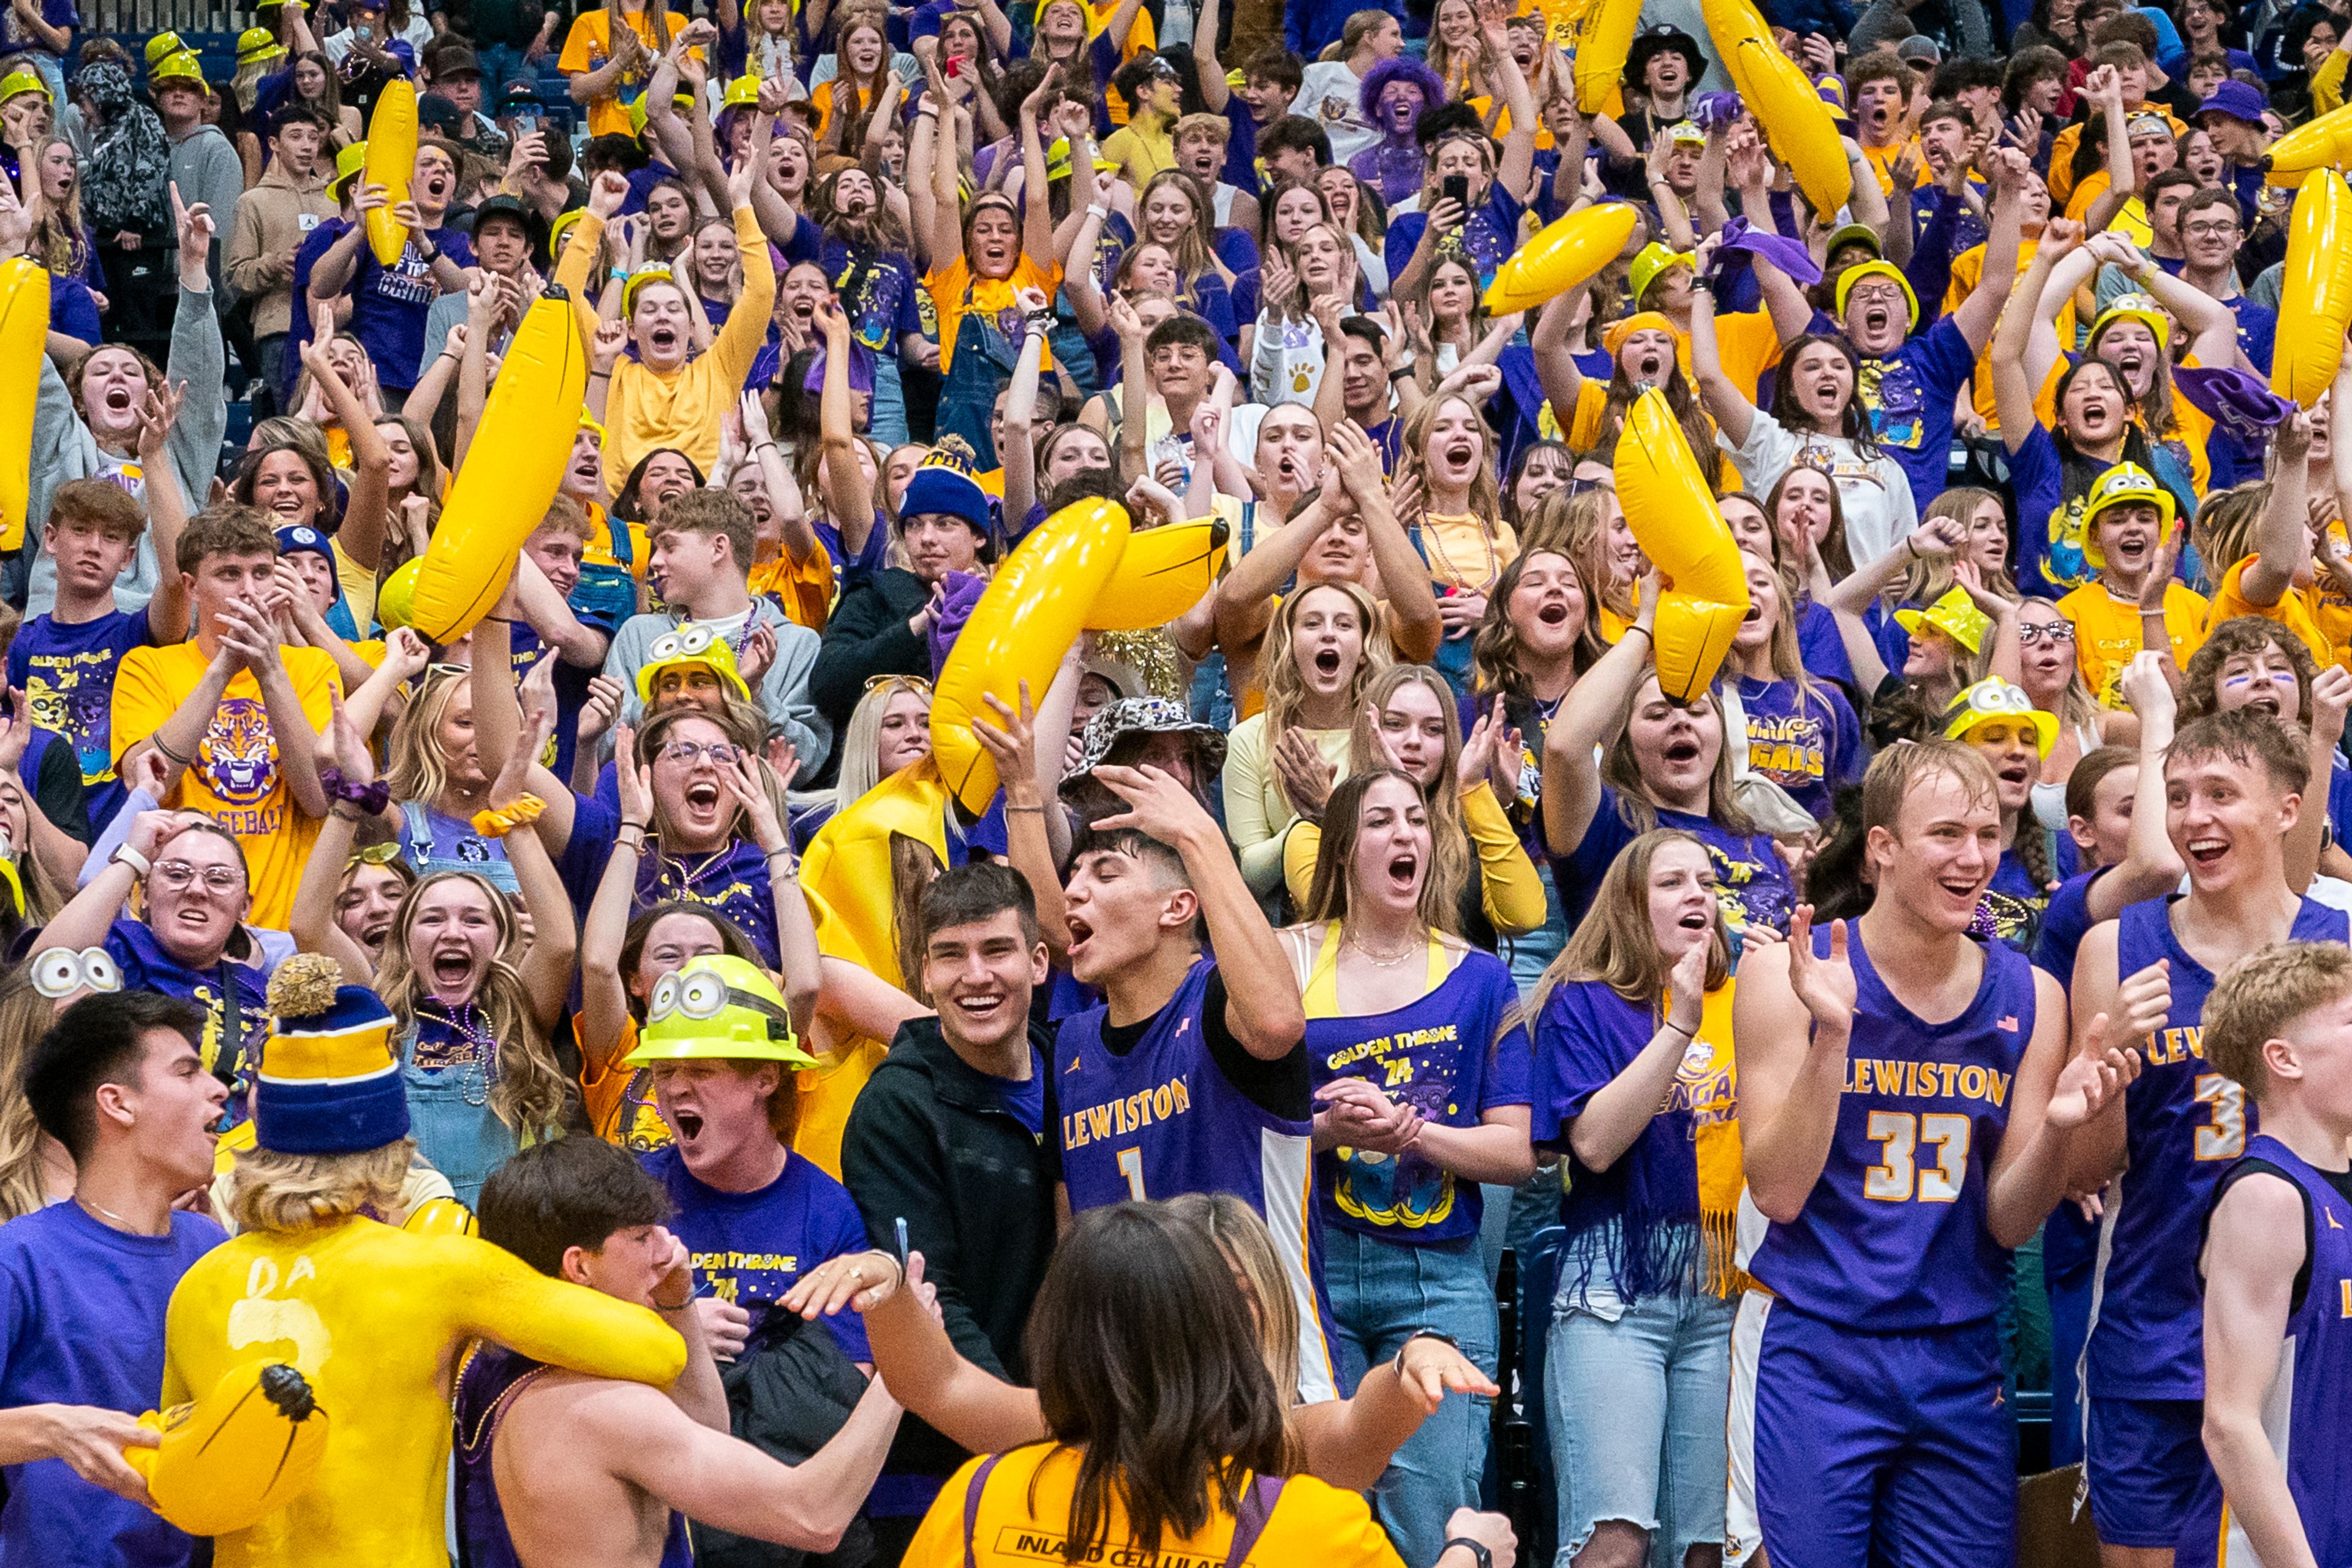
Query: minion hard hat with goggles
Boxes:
[
  {"xmin": 1942, "ymin": 677, "xmax": 2059, "ymax": 758},
  {"xmin": 2089, "ymin": 292, "xmax": 2171, "ymax": 355},
  {"xmin": 624, "ymin": 956, "xmax": 815, "ymax": 1068},
  {"xmin": 1835, "ymin": 259, "xmax": 1920, "ymax": 331},
  {"xmin": 636, "ymin": 624, "xmax": 755, "ymax": 706},
  {"xmin": 2080, "ymin": 462, "xmax": 2176, "ymax": 571}
]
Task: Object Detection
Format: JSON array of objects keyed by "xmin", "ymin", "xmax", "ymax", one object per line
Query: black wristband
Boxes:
[
  {"xmin": 1442, "ymin": 1540, "xmax": 1493, "ymax": 1568},
  {"xmin": 1392, "ymin": 1328, "xmax": 1461, "ymax": 1373}
]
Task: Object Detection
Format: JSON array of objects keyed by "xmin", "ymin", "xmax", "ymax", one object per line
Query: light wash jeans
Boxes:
[
  {"xmin": 1547, "ymin": 1229, "xmax": 1735, "ymax": 1568},
  {"xmin": 1483, "ymin": 858, "xmax": 1569, "ymax": 1287},
  {"xmin": 868, "ymin": 352, "xmax": 911, "ymax": 450},
  {"xmin": 1327, "ymin": 1226, "xmax": 1499, "ymax": 1568}
]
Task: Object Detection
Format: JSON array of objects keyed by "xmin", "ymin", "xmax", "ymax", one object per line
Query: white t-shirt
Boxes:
[
  {"xmin": 1722, "ymin": 408, "xmax": 1919, "ymax": 568},
  {"xmin": 1297, "ymin": 61, "xmax": 1375, "ymax": 165}
]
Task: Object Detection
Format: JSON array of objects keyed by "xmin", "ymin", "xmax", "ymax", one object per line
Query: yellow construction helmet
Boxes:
[{"xmin": 624, "ymin": 956, "xmax": 815, "ymax": 1066}]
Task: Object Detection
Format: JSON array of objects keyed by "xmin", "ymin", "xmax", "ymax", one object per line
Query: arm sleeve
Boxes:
[
  {"xmin": 838, "ymin": 1081, "xmax": 1012, "ymax": 1376},
  {"xmin": 446, "ymin": 1235, "xmax": 688, "ymax": 1387},
  {"xmin": 1220, "ymin": 720, "xmax": 1295, "ymax": 897},
  {"xmin": 2318, "ymin": 48, "xmax": 2350, "ymax": 115},
  {"xmin": 1905, "ymin": 189, "xmax": 1961, "ymax": 317},
  {"xmin": 756, "ymin": 617, "xmax": 829, "ymax": 775},
  {"xmin": 2009, "ymin": 423, "xmax": 2067, "ymax": 600},
  {"xmin": 552, "ymin": 210, "xmax": 609, "ymax": 341},
  {"xmin": 165, "ymin": 286, "xmax": 228, "ymax": 532},
  {"xmin": 108, "ymin": 652, "xmax": 175, "ymax": 770},
  {"xmin": 224, "ymin": 194, "xmax": 271, "ymax": 300},
  {"xmin": 714, "ymin": 205, "xmax": 780, "ymax": 386},
  {"xmin": 1463, "ymin": 781, "xmax": 1548, "ymax": 936},
  {"xmin": 34, "ymin": 735, "xmax": 92, "ymax": 845}
]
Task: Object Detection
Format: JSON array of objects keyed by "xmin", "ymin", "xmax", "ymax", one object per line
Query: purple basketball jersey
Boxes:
[
  {"xmin": 2089, "ymin": 896, "xmax": 2348, "ymax": 1400},
  {"xmin": 1744, "ymin": 925, "xmax": 2038, "ymax": 1329}
]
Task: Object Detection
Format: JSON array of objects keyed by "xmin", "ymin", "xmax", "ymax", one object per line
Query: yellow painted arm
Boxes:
[{"xmin": 441, "ymin": 1236, "xmax": 688, "ymax": 1389}]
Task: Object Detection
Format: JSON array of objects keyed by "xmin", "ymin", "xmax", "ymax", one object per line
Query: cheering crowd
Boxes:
[{"xmin": 2, "ymin": 0, "xmax": 2352, "ymax": 1561}]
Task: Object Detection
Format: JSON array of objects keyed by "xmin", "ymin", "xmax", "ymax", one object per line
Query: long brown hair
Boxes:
[
  {"xmin": 1600, "ymin": 684, "xmax": 1757, "ymax": 837},
  {"xmin": 1470, "ymin": 546, "xmax": 1607, "ymax": 700},
  {"xmin": 0, "ymin": 976, "xmax": 58, "ymax": 1223},
  {"xmin": 1537, "ymin": 828, "xmax": 1729, "ymax": 1015},
  {"xmin": 1028, "ymin": 1203, "xmax": 1294, "ymax": 1559},
  {"xmin": 1303, "ymin": 766, "xmax": 1461, "ymax": 933},
  {"xmin": 1396, "ymin": 393, "xmax": 1504, "ymax": 545},
  {"xmin": 374, "ymin": 871, "xmax": 574, "ymax": 1139},
  {"xmin": 1348, "ymin": 671, "xmax": 1474, "ymax": 929}
]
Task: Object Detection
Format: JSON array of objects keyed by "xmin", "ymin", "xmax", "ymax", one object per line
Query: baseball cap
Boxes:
[
  {"xmin": 1823, "ymin": 221, "xmax": 1883, "ymax": 261},
  {"xmin": 1895, "ymin": 34, "xmax": 1941, "ymax": 66}
]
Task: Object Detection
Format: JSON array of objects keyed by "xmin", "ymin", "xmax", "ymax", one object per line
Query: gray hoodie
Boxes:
[
  {"xmin": 167, "ymin": 123, "xmax": 244, "ymax": 291},
  {"xmin": 26, "ymin": 282, "xmax": 228, "ymax": 616},
  {"xmin": 605, "ymin": 599, "xmax": 831, "ymax": 773}
]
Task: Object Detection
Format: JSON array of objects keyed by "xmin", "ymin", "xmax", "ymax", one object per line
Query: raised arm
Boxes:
[
  {"xmin": 999, "ymin": 285, "xmax": 1052, "ymax": 526},
  {"xmin": 1483, "ymin": 1, "xmax": 1537, "ymax": 203},
  {"xmin": 813, "ymin": 301, "xmax": 877, "ymax": 561},
  {"xmin": 497, "ymin": 669, "xmax": 577, "ymax": 1028},
  {"xmin": 2239, "ymin": 412, "xmax": 2315, "ymax": 607},
  {"xmin": 1686, "ymin": 260, "xmax": 1757, "ymax": 451},
  {"xmin": 287, "ymin": 692, "xmax": 386, "ymax": 981},
  {"xmin": 2085, "ymin": 653, "xmax": 2190, "ymax": 922},
  {"xmin": 1017, "ymin": 67, "xmax": 1061, "ymax": 271},
  {"xmin": 1540, "ymin": 583, "xmax": 1654, "ymax": 856},
  {"xmin": 1092, "ymin": 763, "xmax": 1305, "ymax": 1061},
  {"xmin": 1567, "ymin": 943, "xmax": 1710, "ymax": 1171},
  {"xmin": 1993, "ymin": 225, "xmax": 2077, "ymax": 454},
  {"xmin": 578, "ymin": 726, "xmax": 651, "ymax": 1079},
  {"xmin": 1949, "ymin": 146, "xmax": 2027, "ymax": 355}
]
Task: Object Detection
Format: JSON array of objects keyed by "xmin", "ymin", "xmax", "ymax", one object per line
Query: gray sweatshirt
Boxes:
[
  {"xmin": 605, "ymin": 598, "xmax": 831, "ymax": 773},
  {"xmin": 26, "ymin": 282, "xmax": 228, "ymax": 616},
  {"xmin": 167, "ymin": 124, "xmax": 246, "ymax": 291}
]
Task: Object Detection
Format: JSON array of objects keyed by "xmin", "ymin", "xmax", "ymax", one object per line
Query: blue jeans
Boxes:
[
  {"xmin": 1547, "ymin": 1235, "xmax": 1735, "ymax": 1568},
  {"xmin": 1326, "ymin": 1226, "xmax": 1498, "ymax": 1568},
  {"xmin": 869, "ymin": 351, "xmax": 910, "ymax": 449}
]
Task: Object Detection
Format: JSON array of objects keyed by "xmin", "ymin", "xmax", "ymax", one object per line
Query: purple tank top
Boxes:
[
  {"xmin": 453, "ymin": 1342, "xmax": 693, "ymax": 1568},
  {"xmin": 1746, "ymin": 924, "xmax": 2037, "ymax": 1330},
  {"xmin": 2205, "ymin": 1136, "xmax": 2352, "ymax": 1568},
  {"xmin": 2092, "ymin": 895, "xmax": 2348, "ymax": 1400}
]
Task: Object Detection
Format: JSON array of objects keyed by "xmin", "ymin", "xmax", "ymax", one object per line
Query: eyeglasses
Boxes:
[
  {"xmin": 153, "ymin": 861, "xmax": 244, "ymax": 894},
  {"xmin": 658, "ymin": 739, "xmax": 742, "ymax": 766},
  {"xmin": 2018, "ymin": 622, "xmax": 2076, "ymax": 645},
  {"xmin": 2182, "ymin": 221, "xmax": 2241, "ymax": 239}
]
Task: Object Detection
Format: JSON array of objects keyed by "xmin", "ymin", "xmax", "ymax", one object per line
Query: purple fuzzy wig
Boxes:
[{"xmin": 1359, "ymin": 55, "xmax": 1447, "ymax": 124}]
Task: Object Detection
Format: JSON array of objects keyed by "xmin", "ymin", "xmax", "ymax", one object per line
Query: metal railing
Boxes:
[{"xmin": 86, "ymin": 0, "xmax": 256, "ymax": 38}]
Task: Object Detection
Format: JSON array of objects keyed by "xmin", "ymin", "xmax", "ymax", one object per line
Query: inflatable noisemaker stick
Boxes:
[
  {"xmin": 362, "ymin": 79, "xmax": 418, "ymax": 265},
  {"xmin": 2271, "ymin": 170, "xmax": 2352, "ymax": 409},
  {"xmin": 0, "ymin": 258, "xmax": 47, "ymax": 553},
  {"xmin": 1570, "ymin": 0, "xmax": 1640, "ymax": 116},
  {"xmin": 1699, "ymin": 0, "xmax": 1852, "ymax": 219},
  {"xmin": 928, "ymin": 499, "xmax": 1229, "ymax": 812},
  {"xmin": 409, "ymin": 290, "xmax": 590, "ymax": 644},
  {"xmin": 2264, "ymin": 101, "xmax": 2352, "ymax": 189},
  {"xmin": 126, "ymin": 1360, "xmax": 329, "ymax": 1536},
  {"xmin": 1611, "ymin": 389, "xmax": 1751, "ymax": 702},
  {"xmin": 1483, "ymin": 203, "xmax": 1640, "ymax": 315}
]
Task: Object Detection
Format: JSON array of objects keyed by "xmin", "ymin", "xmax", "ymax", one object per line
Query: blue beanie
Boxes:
[
  {"xmin": 899, "ymin": 447, "xmax": 993, "ymax": 541},
  {"xmin": 254, "ymin": 956, "xmax": 410, "ymax": 1156}
]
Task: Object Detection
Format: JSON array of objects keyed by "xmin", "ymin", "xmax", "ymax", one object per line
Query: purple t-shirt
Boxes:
[
  {"xmin": 0, "ymin": 1202, "xmax": 225, "ymax": 1568},
  {"xmin": 643, "ymin": 1146, "xmax": 873, "ymax": 1362},
  {"xmin": 1735, "ymin": 674, "xmax": 1861, "ymax": 822}
]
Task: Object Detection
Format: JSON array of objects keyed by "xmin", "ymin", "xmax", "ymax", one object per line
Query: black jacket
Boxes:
[
  {"xmin": 839, "ymin": 1016, "xmax": 1058, "ymax": 1481},
  {"xmin": 808, "ymin": 567, "xmax": 932, "ymax": 746}
]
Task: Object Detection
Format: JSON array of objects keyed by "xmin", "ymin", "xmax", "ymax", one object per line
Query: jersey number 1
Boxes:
[
  {"xmin": 1864, "ymin": 1110, "xmax": 1971, "ymax": 1202},
  {"xmin": 1116, "ymin": 1147, "xmax": 1147, "ymax": 1200}
]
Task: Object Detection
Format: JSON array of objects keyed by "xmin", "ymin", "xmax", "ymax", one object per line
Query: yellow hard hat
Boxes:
[
  {"xmin": 623, "ymin": 956, "xmax": 816, "ymax": 1066},
  {"xmin": 635, "ymin": 624, "xmax": 755, "ymax": 706},
  {"xmin": 723, "ymin": 72, "xmax": 761, "ymax": 109},
  {"xmin": 1942, "ymin": 677, "xmax": 2059, "ymax": 758},
  {"xmin": 1894, "ymin": 586, "xmax": 1993, "ymax": 657},
  {"xmin": 327, "ymin": 139, "xmax": 369, "ymax": 202},
  {"xmin": 145, "ymin": 30, "xmax": 187, "ymax": 66},
  {"xmin": 375, "ymin": 557, "xmax": 423, "ymax": 632},
  {"xmin": 238, "ymin": 26, "xmax": 289, "ymax": 66},
  {"xmin": 1629, "ymin": 242, "xmax": 1694, "ymax": 307},
  {"xmin": 150, "ymin": 53, "xmax": 208, "ymax": 90},
  {"xmin": 2080, "ymin": 462, "xmax": 2176, "ymax": 571},
  {"xmin": 0, "ymin": 66, "xmax": 49, "ymax": 107}
]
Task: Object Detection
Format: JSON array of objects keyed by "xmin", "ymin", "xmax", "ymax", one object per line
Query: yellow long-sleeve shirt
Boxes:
[
  {"xmin": 1282, "ymin": 780, "xmax": 1550, "ymax": 937},
  {"xmin": 1223, "ymin": 715, "xmax": 1354, "ymax": 899},
  {"xmin": 162, "ymin": 1216, "xmax": 685, "ymax": 1568},
  {"xmin": 2316, "ymin": 47, "xmax": 2350, "ymax": 116},
  {"xmin": 557, "ymin": 206, "xmax": 777, "ymax": 496}
]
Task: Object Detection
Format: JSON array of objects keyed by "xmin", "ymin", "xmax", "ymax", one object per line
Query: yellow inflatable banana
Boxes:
[
  {"xmin": 1570, "ymin": 0, "xmax": 1640, "ymax": 116},
  {"xmin": 410, "ymin": 292, "xmax": 589, "ymax": 643},
  {"xmin": 0, "ymin": 258, "xmax": 45, "ymax": 553},
  {"xmin": 2266, "ymin": 102, "xmax": 2352, "ymax": 187},
  {"xmin": 931, "ymin": 499, "xmax": 1134, "ymax": 812},
  {"xmin": 1483, "ymin": 203, "xmax": 1642, "ymax": 314},
  {"xmin": 800, "ymin": 769, "xmax": 955, "ymax": 993},
  {"xmin": 1613, "ymin": 389, "xmax": 1748, "ymax": 699},
  {"xmin": 362, "ymin": 80, "xmax": 418, "ymax": 266},
  {"xmin": 1082, "ymin": 519, "xmax": 1227, "ymax": 632},
  {"xmin": 1700, "ymin": 0, "xmax": 1852, "ymax": 219},
  {"xmin": 2273, "ymin": 172, "xmax": 2352, "ymax": 408},
  {"xmin": 402, "ymin": 1196, "xmax": 477, "ymax": 1236},
  {"xmin": 128, "ymin": 1360, "xmax": 328, "ymax": 1537}
]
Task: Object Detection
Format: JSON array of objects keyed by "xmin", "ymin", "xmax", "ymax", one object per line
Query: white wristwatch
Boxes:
[{"xmin": 110, "ymin": 844, "xmax": 152, "ymax": 878}]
